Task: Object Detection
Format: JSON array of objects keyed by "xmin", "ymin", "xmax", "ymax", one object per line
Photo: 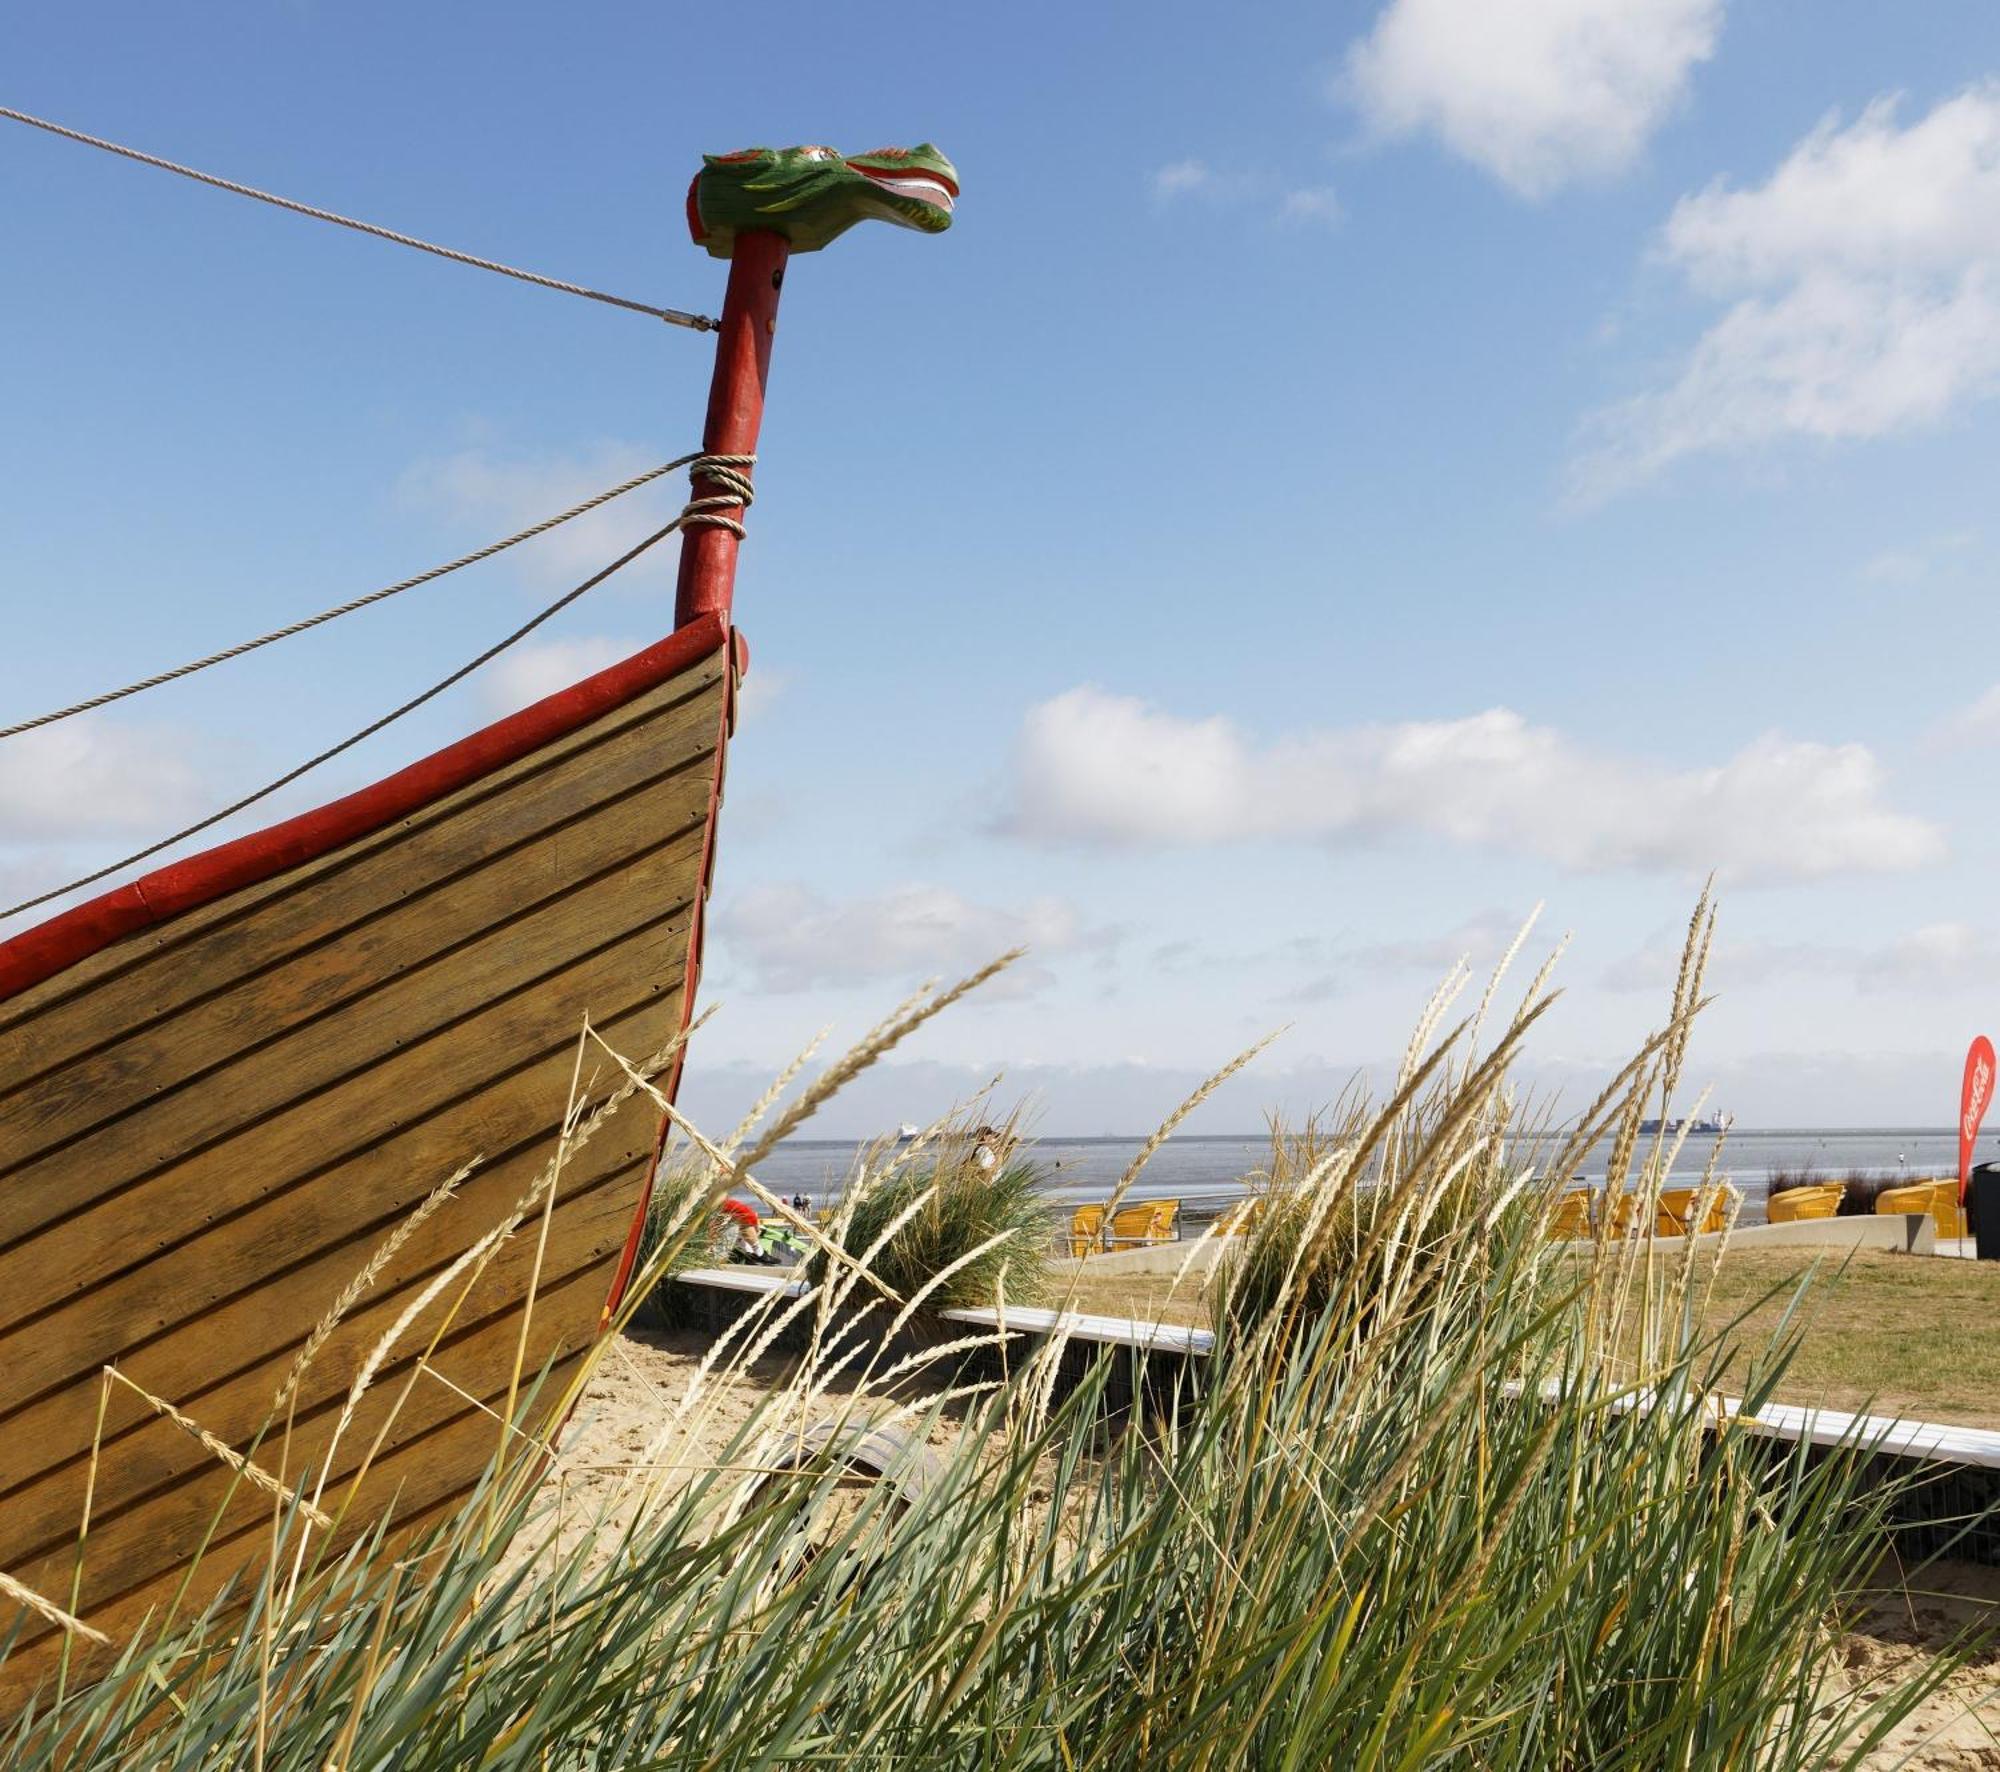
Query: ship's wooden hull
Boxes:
[{"xmin": 0, "ymin": 615, "xmax": 736, "ymax": 1706}]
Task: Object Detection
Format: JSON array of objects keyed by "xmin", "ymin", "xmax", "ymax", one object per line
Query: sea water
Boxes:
[{"xmin": 745, "ymin": 1127, "xmax": 1987, "ymax": 1222}]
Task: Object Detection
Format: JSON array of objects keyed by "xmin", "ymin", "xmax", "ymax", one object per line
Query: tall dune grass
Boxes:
[
  {"xmin": 805, "ymin": 1111, "xmax": 1053, "ymax": 1313},
  {"xmin": 0, "ymin": 915, "xmax": 1977, "ymax": 1766}
]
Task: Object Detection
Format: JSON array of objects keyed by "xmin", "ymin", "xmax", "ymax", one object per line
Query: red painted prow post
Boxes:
[
  {"xmin": 673, "ymin": 230, "xmax": 790, "ymax": 629},
  {"xmin": 599, "ymin": 231, "xmax": 788, "ymax": 1328}
]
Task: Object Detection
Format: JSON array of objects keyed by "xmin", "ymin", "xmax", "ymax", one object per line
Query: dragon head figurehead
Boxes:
[{"xmin": 687, "ymin": 144, "xmax": 957, "ymax": 259}]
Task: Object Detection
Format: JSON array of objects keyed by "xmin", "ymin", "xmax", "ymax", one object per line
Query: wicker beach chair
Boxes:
[
  {"xmin": 1874, "ymin": 1179, "xmax": 1966, "ymax": 1240},
  {"xmin": 1213, "ymin": 1198, "xmax": 1263, "ymax": 1236},
  {"xmin": 1107, "ymin": 1200, "xmax": 1178, "ymax": 1250},
  {"xmin": 1545, "ymin": 1191, "xmax": 1593, "ymax": 1240},
  {"xmin": 1766, "ymin": 1183, "xmax": 1841, "ymax": 1224},
  {"xmin": 1069, "ymin": 1203, "xmax": 1107, "ymax": 1259},
  {"xmin": 1654, "ymin": 1184, "xmax": 1739, "ymax": 1236},
  {"xmin": 1605, "ymin": 1191, "xmax": 1647, "ymax": 1239}
]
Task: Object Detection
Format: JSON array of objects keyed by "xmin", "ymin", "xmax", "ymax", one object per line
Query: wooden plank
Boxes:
[
  {"xmin": 0, "ymin": 780, "xmax": 706, "ymax": 1265},
  {"xmin": 0, "ymin": 636, "xmax": 729, "ymax": 1719},
  {"xmin": 0, "ymin": 1169, "xmax": 640, "ymax": 1561},
  {"xmin": 941, "ymin": 1303, "xmax": 1216, "ymax": 1355},
  {"xmin": 0, "ymin": 820, "xmax": 704, "ymax": 1264},
  {"xmin": 0, "ymin": 923, "xmax": 689, "ymax": 1359},
  {"xmin": 4, "ymin": 1253, "xmax": 613, "ymax": 1649},
  {"xmin": 0, "ymin": 732, "xmax": 713, "ymax": 1155},
  {"xmin": 0, "ymin": 648, "xmax": 725, "ymax": 1043},
  {"xmin": 0, "ymin": 812, "xmax": 706, "ymax": 1249},
  {"xmin": 0, "ymin": 789, "xmax": 707, "ymax": 1222},
  {"xmin": 0, "ymin": 1344, "xmax": 593, "ymax": 1711},
  {"xmin": 0, "ymin": 1028, "xmax": 666, "ymax": 1489},
  {"xmin": 0, "ymin": 963, "xmax": 680, "ymax": 1426},
  {"xmin": 0, "ymin": 668, "xmax": 723, "ymax": 1102}
]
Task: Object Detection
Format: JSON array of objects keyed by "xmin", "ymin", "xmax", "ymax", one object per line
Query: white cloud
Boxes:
[
  {"xmin": 1342, "ymin": 0, "xmax": 1722, "ymax": 198},
  {"xmin": 1576, "ymin": 85, "xmax": 2000, "ymax": 498},
  {"xmin": 1862, "ymin": 529, "xmax": 1976, "ymax": 586},
  {"xmin": 1152, "ymin": 159, "xmax": 1222, "ymax": 201},
  {"xmin": 0, "ymin": 717, "xmax": 208, "ymax": 841},
  {"xmin": 715, "ymin": 882, "xmax": 1109, "ymax": 993},
  {"xmin": 1279, "ymin": 186, "xmax": 1343, "ymax": 227},
  {"xmin": 1272, "ymin": 910, "xmax": 1536, "ymax": 1006},
  {"xmin": 737, "ymin": 666, "xmax": 790, "ymax": 723},
  {"xmin": 1604, "ymin": 920, "xmax": 1999, "ymax": 995},
  {"xmin": 1601, "ymin": 931, "xmax": 1834, "ymax": 994},
  {"xmin": 479, "ymin": 636, "xmax": 634, "ymax": 716},
  {"xmin": 1152, "ymin": 161, "xmax": 1339, "ymax": 228},
  {"xmin": 1856, "ymin": 921, "xmax": 1989, "ymax": 992},
  {"xmin": 1861, "ymin": 547, "xmax": 1929, "ymax": 586},
  {"xmin": 1002, "ymin": 686, "xmax": 1940, "ymax": 883},
  {"xmin": 1932, "ymin": 682, "xmax": 2000, "ymax": 748},
  {"xmin": 399, "ymin": 442, "xmax": 681, "ymax": 592},
  {"xmin": 1350, "ymin": 909, "xmax": 1540, "ymax": 975}
]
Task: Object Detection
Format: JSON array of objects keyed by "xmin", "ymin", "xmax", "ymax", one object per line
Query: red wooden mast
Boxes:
[{"xmin": 673, "ymin": 230, "xmax": 790, "ymax": 630}]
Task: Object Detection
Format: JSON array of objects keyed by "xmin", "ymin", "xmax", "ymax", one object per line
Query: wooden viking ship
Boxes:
[{"xmin": 0, "ymin": 140, "xmax": 956, "ymax": 1705}]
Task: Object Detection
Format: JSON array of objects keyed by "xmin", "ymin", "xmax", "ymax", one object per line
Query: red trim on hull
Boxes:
[
  {"xmin": 0, "ymin": 613, "xmax": 731, "ymax": 1003},
  {"xmin": 597, "ymin": 635, "xmax": 737, "ymax": 1326}
]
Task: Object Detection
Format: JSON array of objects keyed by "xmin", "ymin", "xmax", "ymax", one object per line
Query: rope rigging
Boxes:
[
  {"xmin": 0, "ymin": 104, "xmax": 717, "ymax": 332},
  {"xmin": 1, "ymin": 457, "xmax": 701, "ymax": 741},
  {"xmin": 0, "ymin": 453, "xmax": 753, "ymax": 924}
]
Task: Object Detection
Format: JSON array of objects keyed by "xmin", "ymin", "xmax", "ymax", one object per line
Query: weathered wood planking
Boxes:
[
  {"xmin": 0, "ymin": 658, "xmax": 726, "ymax": 1238},
  {"xmin": 0, "ymin": 635, "xmax": 731, "ymax": 1703},
  {"xmin": 0, "ymin": 1345, "xmax": 596, "ymax": 1710},
  {"xmin": 0, "ymin": 1162, "xmax": 639, "ymax": 1554},
  {"xmin": 5, "ymin": 1258, "xmax": 614, "ymax": 1663},
  {"xmin": 0, "ymin": 1034, "xmax": 660, "ymax": 1490}
]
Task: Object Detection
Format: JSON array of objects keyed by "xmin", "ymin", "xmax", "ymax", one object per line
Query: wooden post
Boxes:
[{"xmin": 672, "ymin": 229, "xmax": 790, "ymax": 630}]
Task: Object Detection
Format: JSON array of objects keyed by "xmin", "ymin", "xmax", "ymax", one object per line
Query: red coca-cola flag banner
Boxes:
[{"xmin": 1960, "ymin": 1035, "xmax": 1995, "ymax": 1203}]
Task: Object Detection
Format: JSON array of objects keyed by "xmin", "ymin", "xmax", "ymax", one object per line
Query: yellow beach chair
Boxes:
[
  {"xmin": 1068, "ymin": 1203, "xmax": 1106, "ymax": 1259},
  {"xmin": 1545, "ymin": 1191, "xmax": 1593, "ymax": 1240},
  {"xmin": 1214, "ymin": 1198, "xmax": 1263, "ymax": 1236},
  {"xmin": 1605, "ymin": 1191, "xmax": 1647, "ymax": 1239},
  {"xmin": 1766, "ymin": 1183, "xmax": 1841, "ymax": 1224},
  {"xmin": 1107, "ymin": 1200, "xmax": 1178, "ymax": 1250},
  {"xmin": 1654, "ymin": 1184, "xmax": 1739, "ymax": 1236},
  {"xmin": 1874, "ymin": 1179, "xmax": 1966, "ymax": 1240}
]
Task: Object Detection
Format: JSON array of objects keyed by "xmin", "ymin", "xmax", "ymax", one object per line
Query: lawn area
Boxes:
[
  {"xmin": 1051, "ymin": 1249, "xmax": 2000, "ymax": 1430},
  {"xmin": 1654, "ymin": 1248, "xmax": 2000, "ymax": 1429},
  {"xmin": 1046, "ymin": 1265, "xmax": 1217, "ymax": 1330}
]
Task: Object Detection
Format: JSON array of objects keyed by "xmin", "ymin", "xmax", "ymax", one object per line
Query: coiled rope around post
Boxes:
[
  {"xmin": 0, "ymin": 104, "xmax": 716, "ymax": 332},
  {"xmin": 0, "ymin": 454, "xmax": 753, "ymax": 923}
]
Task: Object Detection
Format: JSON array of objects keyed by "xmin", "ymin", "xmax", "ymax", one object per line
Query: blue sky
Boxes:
[{"xmin": 6, "ymin": 1, "xmax": 2000, "ymax": 1133}]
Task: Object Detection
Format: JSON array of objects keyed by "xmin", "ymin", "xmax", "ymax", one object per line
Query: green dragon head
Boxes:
[{"xmin": 687, "ymin": 144, "xmax": 957, "ymax": 259}]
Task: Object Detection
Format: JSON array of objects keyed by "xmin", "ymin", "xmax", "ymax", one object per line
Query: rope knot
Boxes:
[{"xmin": 678, "ymin": 453, "xmax": 756, "ymax": 540}]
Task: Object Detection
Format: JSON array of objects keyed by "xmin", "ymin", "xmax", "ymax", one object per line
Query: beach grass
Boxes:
[
  {"xmin": 1, "ymin": 907, "xmax": 1986, "ymax": 1766},
  {"xmin": 804, "ymin": 1111, "xmax": 1053, "ymax": 1313}
]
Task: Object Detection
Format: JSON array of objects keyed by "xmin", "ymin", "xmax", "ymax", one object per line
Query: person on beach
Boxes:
[
  {"xmin": 721, "ymin": 1198, "xmax": 777, "ymax": 1265},
  {"xmin": 970, "ymin": 1124, "xmax": 1022, "ymax": 1175}
]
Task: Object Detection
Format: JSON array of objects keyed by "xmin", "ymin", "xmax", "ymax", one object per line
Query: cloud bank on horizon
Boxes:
[{"xmin": 1001, "ymin": 685, "xmax": 1941, "ymax": 885}]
